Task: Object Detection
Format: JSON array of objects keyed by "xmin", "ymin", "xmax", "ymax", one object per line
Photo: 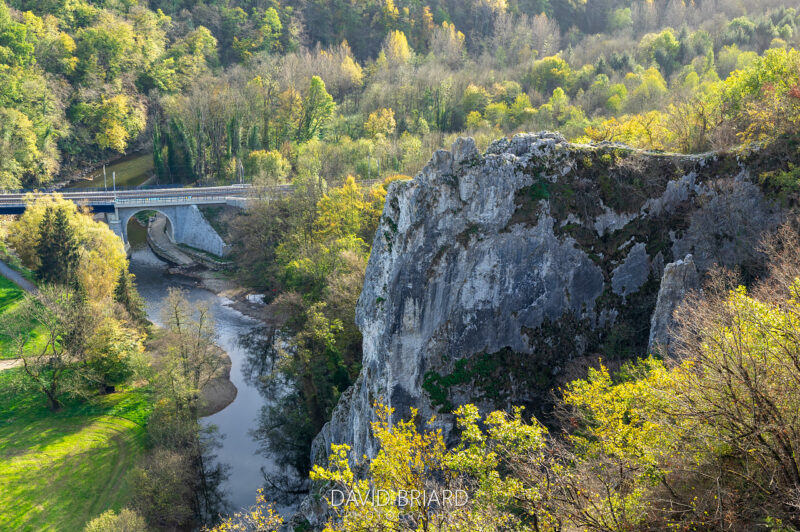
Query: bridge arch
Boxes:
[
  {"xmin": 118, "ymin": 207, "xmax": 177, "ymax": 245},
  {"xmin": 112, "ymin": 203, "xmax": 229, "ymax": 257}
]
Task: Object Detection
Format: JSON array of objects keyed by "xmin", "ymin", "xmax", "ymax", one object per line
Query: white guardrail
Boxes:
[
  {"xmin": 0, "ymin": 179, "xmax": 386, "ymax": 207},
  {"xmin": 0, "ymin": 185, "xmax": 253, "ymax": 207}
]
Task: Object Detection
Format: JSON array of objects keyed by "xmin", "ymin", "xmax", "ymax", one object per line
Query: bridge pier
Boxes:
[
  {"xmin": 104, "ymin": 212, "xmax": 130, "ymax": 255},
  {"xmin": 113, "ymin": 204, "xmax": 229, "ymax": 257},
  {"xmin": 105, "ymin": 211, "xmax": 124, "ymax": 241}
]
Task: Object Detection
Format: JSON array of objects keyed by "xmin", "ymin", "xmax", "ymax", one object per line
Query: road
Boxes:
[
  {"xmin": 0, "ymin": 359, "xmax": 21, "ymax": 371},
  {"xmin": 0, "ymin": 184, "xmax": 255, "ymax": 214},
  {"xmin": 0, "ymin": 258, "xmax": 36, "ymax": 293},
  {"xmin": 146, "ymin": 215, "xmax": 195, "ymax": 267},
  {"xmin": 0, "ymin": 259, "xmax": 32, "ymax": 372},
  {"xmin": 0, "ymin": 180, "xmax": 383, "ymax": 211}
]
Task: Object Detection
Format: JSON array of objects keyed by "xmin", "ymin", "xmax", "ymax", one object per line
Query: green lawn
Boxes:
[
  {"xmin": 0, "ymin": 369, "xmax": 153, "ymax": 531},
  {"xmin": 0, "ymin": 275, "xmax": 47, "ymax": 360}
]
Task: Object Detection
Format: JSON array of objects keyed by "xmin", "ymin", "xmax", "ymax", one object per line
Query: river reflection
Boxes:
[{"xmin": 127, "ymin": 233, "xmax": 295, "ymax": 514}]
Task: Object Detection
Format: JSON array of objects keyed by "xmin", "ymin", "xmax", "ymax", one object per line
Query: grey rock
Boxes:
[
  {"xmin": 648, "ymin": 255, "xmax": 701, "ymax": 355},
  {"xmin": 672, "ymin": 180, "xmax": 783, "ymax": 271},
  {"xmin": 312, "ymin": 133, "xmax": 605, "ymax": 466},
  {"xmin": 306, "ymin": 133, "xmax": 785, "ymax": 498},
  {"xmin": 594, "ymin": 205, "xmax": 636, "ymax": 236},
  {"xmin": 451, "ymin": 136, "xmax": 478, "ymax": 167},
  {"xmin": 611, "ymin": 242, "xmax": 650, "ymax": 297}
]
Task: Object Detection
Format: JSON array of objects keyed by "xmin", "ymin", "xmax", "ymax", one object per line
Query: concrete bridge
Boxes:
[{"xmin": 0, "ymin": 185, "xmax": 257, "ymax": 257}]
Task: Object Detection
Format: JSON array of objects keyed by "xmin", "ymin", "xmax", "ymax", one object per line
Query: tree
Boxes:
[
  {"xmin": 114, "ymin": 267, "xmax": 147, "ymax": 325},
  {"xmin": 130, "ymin": 448, "xmax": 195, "ymax": 529},
  {"xmin": 310, "ymin": 403, "xmax": 554, "ymax": 531},
  {"xmin": 73, "ymin": 94, "xmax": 147, "ymax": 153},
  {"xmin": 85, "ymin": 316, "xmax": 143, "ymax": 393},
  {"xmin": 364, "ymin": 108, "xmax": 396, "ymax": 139},
  {"xmin": 313, "ymin": 176, "xmax": 369, "ymax": 243},
  {"xmin": 382, "ymin": 30, "xmax": 413, "ymax": 65},
  {"xmin": 74, "ymin": 12, "xmax": 140, "ymax": 82},
  {"xmin": 153, "ymin": 287, "xmax": 225, "ymax": 418},
  {"xmin": 83, "ymin": 508, "xmax": 147, "ymax": 532},
  {"xmin": 527, "ymin": 56, "xmax": 573, "ymax": 96},
  {"xmin": 247, "ymin": 149, "xmax": 290, "ymax": 188},
  {"xmin": 35, "ymin": 205, "xmax": 79, "ymax": 286},
  {"xmin": 77, "ymin": 219, "xmax": 128, "ymax": 301},
  {"xmin": 0, "ymin": 107, "xmax": 40, "ymax": 191},
  {"xmin": 206, "ymin": 488, "xmax": 282, "ymax": 532},
  {"xmin": 1, "ymin": 285, "xmax": 94, "ymax": 411},
  {"xmin": 10, "ymin": 194, "xmax": 128, "ymax": 300},
  {"xmin": 0, "ymin": 0, "xmax": 35, "ymax": 67},
  {"xmin": 298, "ymin": 76, "xmax": 336, "ymax": 142}
]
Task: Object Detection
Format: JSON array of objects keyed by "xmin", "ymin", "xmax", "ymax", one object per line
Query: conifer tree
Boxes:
[
  {"xmin": 35, "ymin": 207, "xmax": 55, "ymax": 280},
  {"xmin": 36, "ymin": 206, "xmax": 80, "ymax": 285},
  {"xmin": 114, "ymin": 267, "xmax": 148, "ymax": 324}
]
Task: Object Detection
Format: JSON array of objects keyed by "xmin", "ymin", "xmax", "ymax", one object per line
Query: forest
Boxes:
[
  {"xmin": 0, "ymin": 0, "xmax": 798, "ymax": 191},
  {"xmin": 0, "ymin": 0, "xmax": 800, "ymax": 530}
]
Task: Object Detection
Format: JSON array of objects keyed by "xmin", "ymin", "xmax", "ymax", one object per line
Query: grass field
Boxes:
[
  {"xmin": 0, "ymin": 368, "xmax": 153, "ymax": 531},
  {"xmin": 0, "ymin": 275, "xmax": 47, "ymax": 360}
]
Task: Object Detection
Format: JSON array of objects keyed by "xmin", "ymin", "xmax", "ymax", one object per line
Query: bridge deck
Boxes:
[
  {"xmin": 0, "ymin": 184, "xmax": 255, "ymax": 214},
  {"xmin": 0, "ymin": 179, "xmax": 384, "ymax": 214}
]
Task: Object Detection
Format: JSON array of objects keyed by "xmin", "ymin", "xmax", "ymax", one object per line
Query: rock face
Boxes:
[
  {"xmin": 647, "ymin": 255, "xmax": 701, "ymax": 356},
  {"xmin": 308, "ymin": 133, "xmax": 784, "ymax": 483}
]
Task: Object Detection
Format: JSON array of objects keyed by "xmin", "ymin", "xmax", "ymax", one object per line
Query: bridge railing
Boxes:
[
  {"xmin": 1, "ymin": 178, "xmax": 392, "ymax": 207},
  {"xmin": 1, "ymin": 182, "xmax": 251, "ymax": 195},
  {"xmin": 114, "ymin": 194, "xmax": 240, "ymax": 206}
]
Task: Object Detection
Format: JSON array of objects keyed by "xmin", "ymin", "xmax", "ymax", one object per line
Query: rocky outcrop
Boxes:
[
  {"xmin": 647, "ymin": 255, "xmax": 701, "ymax": 356},
  {"xmin": 307, "ymin": 133, "xmax": 785, "ymax": 494}
]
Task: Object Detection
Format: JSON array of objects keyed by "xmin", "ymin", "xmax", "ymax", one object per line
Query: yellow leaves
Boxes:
[
  {"xmin": 7, "ymin": 193, "xmax": 128, "ymax": 301},
  {"xmin": 382, "ymin": 30, "xmax": 412, "ymax": 64},
  {"xmin": 77, "ymin": 220, "xmax": 128, "ymax": 301},
  {"xmin": 247, "ymin": 149, "xmax": 290, "ymax": 187},
  {"xmin": 77, "ymin": 94, "xmax": 146, "ymax": 153},
  {"xmin": 340, "ymin": 54, "xmax": 363, "ymax": 87},
  {"xmin": 562, "ymin": 357, "xmax": 687, "ymax": 484},
  {"xmin": 0, "ymin": 107, "xmax": 40, "ymax": 190},
  {"xmin": 364, "ymin": 108, "xmax": 396, "ymax": 139},
  {"xmin": 204, "ymin": 487, "xmax": 283, "ymax": 532},
  {"xmin": 312, "ymin": 402, "xmax": 552, "ymax": 531},
  {"xmin": 314, "ymin": 175, "xmax": 370, "ymax": 243},
  {"xmin": 585, "ymin": 111, "xmax": 671, "ymax": 150}
]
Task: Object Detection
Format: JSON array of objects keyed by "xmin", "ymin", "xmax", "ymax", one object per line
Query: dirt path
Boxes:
[
  {"xmin": 0, "ymin": 359, "xmax": 22, "ymax": 371},
  {"xmin": 147, "ymin": 215, "xmax": 196, "ymax": 267},
  {"xmin": 0, "ymin": 259, "xmax": 36, "ymax": 293}
]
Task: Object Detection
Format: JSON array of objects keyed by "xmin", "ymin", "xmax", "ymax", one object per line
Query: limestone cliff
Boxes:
[
  {"xmin": 308, "ymin": 132, "xmax": 784, "ymax": 479},
  {"xmin": 647, "ymin": 255, "xmax": 701, "ymax": 356}
]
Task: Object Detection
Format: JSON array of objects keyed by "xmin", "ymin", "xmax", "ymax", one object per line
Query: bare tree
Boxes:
[
  {"xmin": 152, "ymin": 287, "xmax": 225, "ymax": 419},
  {"xmin": 2, "ymin": 285, "xmax": 95, "ymax": 410}
]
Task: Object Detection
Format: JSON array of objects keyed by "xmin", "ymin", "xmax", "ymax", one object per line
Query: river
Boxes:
[
  {"xmin": 127, "ymin": 223, "xmax": 283, "ymax": 515},
  {"xmin": 63, "ymin": 152, "xmax": 154, "ymax": 190}
]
